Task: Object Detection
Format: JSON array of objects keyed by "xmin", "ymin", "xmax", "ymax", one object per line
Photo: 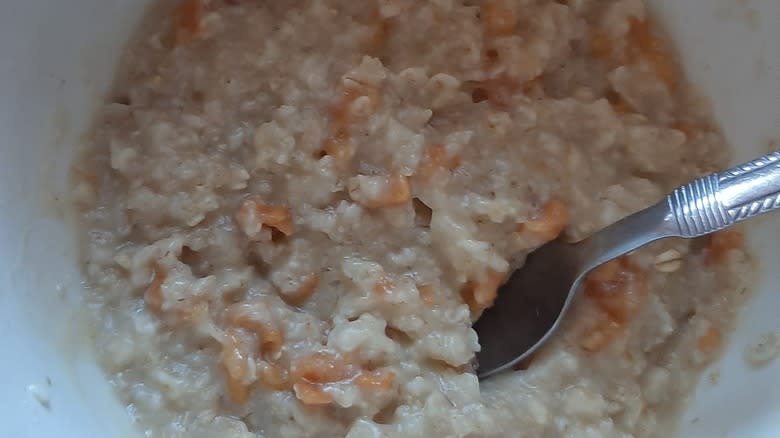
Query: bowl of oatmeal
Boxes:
[{"xmin": 0, "ymin": 0, "xmax": 778, "ymax": 437}]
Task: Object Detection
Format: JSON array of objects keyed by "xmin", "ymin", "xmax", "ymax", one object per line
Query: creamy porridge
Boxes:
[{"xmin": 72, "ymin": 0, "xmax": 753, "ymax": 437}]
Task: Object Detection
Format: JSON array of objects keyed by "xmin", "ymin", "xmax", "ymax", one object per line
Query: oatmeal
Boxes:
[{"xmin": 72, "ymin": 0, "xmax": 752, "ymax": 437}]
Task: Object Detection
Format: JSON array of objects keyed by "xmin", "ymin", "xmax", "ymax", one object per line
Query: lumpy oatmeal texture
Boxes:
[{"xmin": 73, "ymin": 0, "xmax": 752, "ymax": 437}]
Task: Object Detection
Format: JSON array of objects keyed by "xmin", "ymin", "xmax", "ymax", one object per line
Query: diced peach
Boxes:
[
  {"xmin": 366, "ymin": 19, "xmax": 389, "ymax": 55},
  {"xmin": 330, "ymin": 86, "xmax": 375, "ymax": 127},
  {"xmin": 606, "ymin": 89, "xmax": 634, "ymax": 114},
  {"xmin": 417, "ymin": 284, "xmax": 436, "ymax": 306},
  {"xmin": 418, "ymin": 145, "xmax": 460, "ymax": 180},
  {"xmin": 521, "ymin": 75, "xmax": 543, "ymax": 94},
  {"xmin": 583, "ymin": 258, "xmax": 647, "ymax": 324},
  {"xmin": 427, "ymin": 144, "xmax": 460, "ymax": 169},
  {"xmin": 361, "ymin": 175, "xmax": 411, "ymax": 209},
  {"xmin": 697, "ymin": 326, "xmax": 722, "ymax": 355},
  {"xmin": 332, "ymin": 89, "xmax": 358, "ymax": 119},
  {"xmin": 221, "ymin": 331, "xmax": 249, "ymax": 380},
  {"xmin": 144, "ymin": 265, "xmax": 209, "ymax": 325},
  {"xmin": 293, "ymin": 381, "xmax": 333, "ymax": 405},
  {"xmin": 671, "ymin": 120, "xmax": 697, "ymax": 141},
  {"xmin": 321, "ymin": 85, "xmax": 380, "ymax": 162},
  {"xmin": 290, "ymin": 352, "xmax": 353, "ymax": 384},
  {"xmin": 626, "ymin": 18, "xmax": 676, "ymax": 90},
  {"xmin": 472, "ymin": 73, "xmax": 544, "ymax": 107},
  {"xmin": 175, "ymin": 0, "xmax": 201, "ymax": 45},
  {"xmin": 257, "ymin": 361, "xmax": 290, "ymax": 391},
  {"xmin": 580, "ymin": 319, "xmax": 624, "ymax": 352},
  {"xmin": 225, "ymin": 374, "xmax": 249, "ymax": 405},
  {"xmin": 225, "ymin": 303, "xmax": 260, "ymax": 326},
  {"xmin": 322, "ymin": 130, "xmax": 356, "ymax": 162},
  {"xmin": 289, "ymin": 352, "xmax": 355, "ymax": 406},
  {"xmin": 590, "ymin": 30, "xmax": 612, "ymax": 59},
  {"xmin": 340, "ymin": 87, "xmax": 380, "ymax": 118},
  {"xmin": 258, "ymin": 327, "xmax": 283, "ymax": 356},
  {"xmin": 471, "ymin": 77, "xmax": 519, "ymax": 108},
  {"xmin": 176, "ymin": 301, "xmax": 208, "ymax": 324},
  {"xmin": 355, "ymin": 369, "xmax": 395, "ymax": 390},
  {"xmin": 235, "ymin": 198, "xmax": 293, "ymax": 237},
  {"xmin": 144, "ymin": 263, "xmax": 166, "ymax": 313},
  {"xmin": 459, "ymin": 287, "xmax": 479, "ymax": 312},
  {"xmin": 580, "ymin": 257, "xmax": 648, "ymax": 352},
  {"xmin": 259, "ymin": 207, "xmax": 293, "ymax": 236},
  {"xmin": 373, "ymin": 276, "xmax": 395, "ymax": 295},
  {"xmin": 516, "ymin": 199, "xmax": 569, "ymax": 241},
  {"xmin": 72, "ymin": 167, "xmax": 98, "ymax": 186},
  {"xmin": 703, "ymin": 229, "xmax": 743, "ymax": 265},
  {"xmin": 257, "ymin": 329, "xmax": 282, "ymax": 355},
  {"xmin": 473, "ymin": 270, "xmax": 505, "ymax": 307},
  {"xmin": 384, "ymin": 326, "xmax": 408, "ymax": 343},
  {"xmin": 484, "ymin": 46, "xmax": 500, "ymax": 66},
  {"xmin": 461, "ymin": 270, "xmax": 506, "ymax": 312},
  {"xmin": 472, "ymin": 87, "xmax": 490, "ymax": 103},
  {"xmin": 381, "ymin": 174, "xmax": 411, "ymax": 207},
  {"xmin": 481, "ymin": 0, "xmax": 518, "ymax": 36},
  {"xmin": 586, "ymin": 259, "xmax": 621, "ymax": 283},
  {"xmin": 283, "ymin": 273, "xmax": 319, "ymax": 306},
  {"xmin": 513, "ymin": 354, "xmax": 535, "ymax": 371},
  {"xmin": 220, "ymin": 330, "xmax": 251, "ymax": 404},
  {"xmin": 225, "ymin": 303, "xmax": 284, "ymax": 356}
]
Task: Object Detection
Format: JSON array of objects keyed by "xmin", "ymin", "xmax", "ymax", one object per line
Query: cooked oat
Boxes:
[{"xmin": 73, "ymin": 0, "xmax": 752, "ymax": 437}]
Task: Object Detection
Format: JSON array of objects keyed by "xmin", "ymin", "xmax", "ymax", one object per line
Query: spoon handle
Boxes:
[
  {"xmin": 668, "ymin": 150, "xmax": 780, "ymax": 237},
  {"xmin": 579, "ymin": 151, "xmax": 780, "ymax": 270}
]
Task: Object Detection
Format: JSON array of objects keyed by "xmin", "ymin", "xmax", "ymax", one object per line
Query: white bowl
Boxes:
[{"xmin": 0, "ymin": 0, "xmax": 777, "ymax": 436}]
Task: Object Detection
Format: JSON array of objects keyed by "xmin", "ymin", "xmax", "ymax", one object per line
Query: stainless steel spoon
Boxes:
[{"xmin": 475, "ymin": 151, "xmax": 780, "ymax": 378}]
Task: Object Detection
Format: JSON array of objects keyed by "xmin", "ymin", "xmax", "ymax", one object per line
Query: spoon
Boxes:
[{"xmin": 475, "ymin": 150, "xmax": 780, "ymax": 378}]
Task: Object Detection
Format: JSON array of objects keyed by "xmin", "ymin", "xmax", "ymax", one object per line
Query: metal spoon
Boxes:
[{"xmin": 475, "ymin": 151, "xmax": 780, "ymax": 378}]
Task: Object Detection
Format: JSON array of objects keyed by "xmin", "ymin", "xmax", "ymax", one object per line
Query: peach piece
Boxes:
[
  {"xmin": 418, "ymin": 145, "xmax": 460, "ymax": 180},
  {"xmin": 220, "ymin": 330, "xmax": 251, "ymax": 404},
  {"xmin": 257, "ymin": 361, "xmax": 290, "ymax": 391},
  {"xmin": 290, "ymin": 352, "xmax": 354, "ymax": 406},
  {"xmin": 590, "ymin": 30, "xmax": 612, "ymax": 59},
  {"xmin": 480, "ymin": 0, "xmax": 518, "ymax": 36},
  {"xmin": 144, "ymin": 263, "xmax": 166, "ymax": 313},
  {"xmin": 579, "ymin": 257, "xmax": 648, "ymax": 352},
  {"xmin": 225, "ymin": 302, "xmax": 284, "ymax": 356},
  {"xmin": 703, "ymin": 229, "xmax": 743, "ymax": 265},
  {"xmin": 175, "ymin": 0, "xmax": 201, "ymax": 45},
  {"xmin": 283, "ymin": 273, "xmax": 320, "ymax": 307},
  {"xmin": 580, "ymin": 319, "xmax": 624, "ymax": 352},
  {"xmin": 290, "ymin": 352, "xmax": 352, "ymax": 384},
  {"xmin": 461, "ymin": 270, "xmax": 506, "ymax": 312},
  {"xmin": 671, "ymin": 120, "xmax": 698, "ymax": 141},
  {"xmin": 321, "ymin": 86, "xmax": 380, "ymax": 162},
  {"xmin": 361, "ymin": 175, "xmax": 411, "ymax": 209},
  {"xmin": 293, "ymin": 381, "xmax": 333, "ymax": 405},
  {"xmin": 517, "ymin": 199, "xmax": 569, "ymax": 241},
  {"xmin": 366, "ymin": 19, "xmax": 389, "ymax": 55},
  {"xmin": 606, "ymin": 89, "xmax": 634, "ymax": 114},
  {"xmin": 235, "ymin": 198, "xmax": 293, "ymax": 237},
  {"xmin": 417, "ymin": 284, "xmax": 436, "ymax": 306},
  {"xmin": 697, "ymin": 326, "xmax": 722, "ymax": 355},
  {"xmin": 584, "ymin": 258, "xmax": 647, "ymax": 324},
  {"xmin": 373, "ymin": 277, "xmax": 395, "ymax": 295},
  {"xmin": 355, "ymin": 369, "xmax": 395, "ymax": 390},
  {"xmin": 626, "ymin": 18, "xmax": 676, "ymax": 90}
]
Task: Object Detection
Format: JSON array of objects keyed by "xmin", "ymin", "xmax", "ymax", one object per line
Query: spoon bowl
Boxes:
[
  {"xmin": 474, "ymin": 151, "xmax": 780, "ymax": 378},
  {"xmin": 473, "ymin": 239, "xmax": 583, "ymax": 377}
]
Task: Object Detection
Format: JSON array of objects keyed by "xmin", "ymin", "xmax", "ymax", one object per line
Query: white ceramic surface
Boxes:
[{"xmin": 0, "ymin": 1, "xmax": 777, "ymax": 437}]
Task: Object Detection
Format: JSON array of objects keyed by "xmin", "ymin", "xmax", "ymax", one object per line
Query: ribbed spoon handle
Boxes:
[{"xmin": 668, "ymin": 151, "xmax": 780, "ymax": 237}]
